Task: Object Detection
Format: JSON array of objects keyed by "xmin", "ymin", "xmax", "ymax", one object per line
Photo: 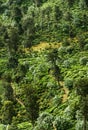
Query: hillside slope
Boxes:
[{"xmin": 0, "ymin": 0, "xmax": 88, "ymax": 130}]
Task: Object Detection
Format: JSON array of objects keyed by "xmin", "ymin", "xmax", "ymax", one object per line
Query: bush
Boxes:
[
  {"xmin": 7, "ymin": 124, "xmax": 18, "ymax": 130},
  {"xmin": 79, "ymin": 57, "xmax": 88, "ymax": 65},
  {"xmin": 63, "ymin": 60, "xmax": 70, "ymax": 68},
  {"xmin": 17, "ymin": 122, "xmax": 33, "ymax": 130},
  {"xmin": 64, "ymin": 78, "xmax": 73, "ymax": 89},
  {"xmin": 75, "ymin": 120, "xmax": 88, "ymax": 130},
  {"xmin": 62, "ymin": 38, "xmax": 70, "ymax": 46},
  {"xmin": 84, "ymin": 44, "xmax": 88, "ymax": 50},
  {"xmin": 53, "ymin": 116, "xmax": 73, "ymax": 130},
  {"xmin": 74, "ymin": 77, "xmax": 88, "ymax": 96},
  {"xmin": 1, "ymin": 101, "xmax": 15, "ymax": 125},
  {"xmin": 75, "ymin": 120, "xmax": 83, "ymax": 130},
  {"xmin": 0, "ymin": 124, "xmax": 6, "ymax": 130},
  {"xmin": 34, "ymin": 112, "xmax": 54, "ymax": 130},
  {"xmin": 52, "ymin": 95, "xmax": 62, "ymax": 106},
  {"xmin": 58, "ymin": 47, "xmax": 67, "ymax": 56},
  {"xmin": 70, "ymin": 58, "xmax": 77, "ymax": 65},
  {"xmin": 66, "ymin": 46, "xmax": 74, "ymax": 54},
  {"xmin": 34, "ymin": 113, "xmax": 73, "ymax": 130},
  {"xmin": 77, "ymin": 33, "xmax": 88, "ymax": 49}
]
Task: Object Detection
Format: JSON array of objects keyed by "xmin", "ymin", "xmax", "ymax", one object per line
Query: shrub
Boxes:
[
  {"xmin": 17, "ymin": 122, "xmax": 33, "ymax": 130},
  {"xmin": 79, "ymin": 57, "xmax": 88, "ymax": 65},
  {"xmin": 53, "ymin": 116, "xmax": 73, "ymax": 130},
  {"xmin": 1, "ymin": 101, "xmax": 15, "ymax": 125},
  {"xmin": 7, "ymin": 124, "xmax": 18, "ymax": 130},
  {"xmin": 70, "ymin": 58, "xmax": 77, "ymax": 65},
  {"xmin": 77, "ymin": 33, "xmax": 88, "ymax": 49},
  {"xmin": 0, "ymin": 124, "xmax": 6, "ymax": 130},
  {"xmin": 64, "ymin": 78, "xmax": 73, "ymax": 89},
  {"xmin": 84, "ymin": 44, "xmax": 88, "ymax": 50},
  {"xmin": 74, "ymin": 77, "xmax": 88, "ymax": 96},
  {"xmin": 52, "ymin": 95, "xmax": 62, "ymax": 106},
  {"xmin": 34, "ymin": 113, "xmax": 73, "ymax": 130},
  {"xmin": 63, "ymin": 60, "xmax": 70, "ymax": 68},
  {"xmin": 58, "ymin": 47, "xmax": 67, "ymax": 56},
  {"xmin": 75, "ymin": 120, "xmax": 83, "ymax": 130},
  {"xmin": 75, "ymin": 120, "xmax": 88, "ymax": 130},
  {"xmin": 66, "ymin": 46, "xmax": 74, "ymax": 54},
  {"xmin": 62, "ymin": 38, "xmax": 70, "ymax": 46},
  {"xmin": 34, "ymin": 112, "xmax": 54, "ymax": 130}
]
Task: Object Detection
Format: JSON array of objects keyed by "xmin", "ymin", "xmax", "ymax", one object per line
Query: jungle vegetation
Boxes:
[{"xmin": 0, "ymin": 0, "xmax": 88, "ymax": 130}]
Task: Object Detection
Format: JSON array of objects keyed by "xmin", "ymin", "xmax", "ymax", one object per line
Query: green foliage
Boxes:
[
  {"xmin": 77, "ymin": 33, "xmax": 88, "ymax": 49},
  {"xmin": 7, "ymin": 124, "xmax": 18, "ymax": 130},
  {"xmin": 0, "ymin": 124, "xmax": 6, "ymax": 130},
  {"xmin": 75, "ymin": 120, "xmax": 84, "ymax": 130},
  {"xmin": 34, "ymin": 112, "xmax": 54, "ymax": 130},
  {"xmin": 1, "ymin": 81, "xmax": 14, "ymax": 101},
  {"xmin": 58, "ymin": 46, "xmax": 67, "ymax": 56},
  {"xmin": 66, "ymin": 46, "xmax": 74, "ymax": 54},
  {"xmin": 34, "ymin": 112, "xmax": 73, "ymax": 130},
  {"xmin": 17, "ymin": 122, "xmax": 33, "ymax": 130},
  {"xmin": 23, "ymin": 85, "xmax": 39, "ymax": 125},
  {"xmin": 79, "ymin": 56, "xmax": 88, "ymax": 65},
  {"xmin": 84, "ymin": 44, "xmax": 88, "ymax": 50},
  {"xmin": 52, "ymin": 95, "xmax": 62, "ymax": 107},
  {"xmin": 74, "ymin": 77, "xmax": 88, "ymax": 96},
  {"xmin": 74, "ymin": 78, "xmax": 88, "ymax": 130},
  {"xmin": 0, "ymin": 0, "xmax": 88, "ymax": 129},
  {"xmin": 53, "ymin": 116, "xmax": 73, "ymax": 130},
  {"xmin": 4, "ymin": 26, "xmax": 19, "ymax": 68},
  {"xmin": 63, "ymin": 60, "xmax": 71, "ymax": 68},
  {"xmin": 1, "ymin": 101, "xmax": 15, "ymax": 125},
  {"xmin": 64, "ymin": 78, "xmax": 73, "ymax": 89}
]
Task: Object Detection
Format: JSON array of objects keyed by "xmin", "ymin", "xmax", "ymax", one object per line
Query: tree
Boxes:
[
  {"xmin": 22, "ymin": 15, "xmax": 35, "ymax": 47},
  {"xmin": 2, "ymin": 81, "xmax": 14, "ymax": 101},
  {"xmin": 24, "ymin": 85, "xmax": 39, "ymax": 125},
  {"xmin": 34, "ymin": 112, "xmax": 54, "ymax": 130},
  {"xmin": 54, "ymin": 5, "xmax": 62, "ymax": 21},
  {"xmin": 47, "ymin": 48, "xmax": 61, "ymax": 83},
  {"xmin": 4, "ymin": 26, "xmax": 19, "ymax": 68},
  {"xmin": 1, "ymin": 101, "xmax": 15, "ymax": 125},
  {"xmin": 34, "ymin": 0, "xmax": 41, "ymax": 7},
  {"xmin": 74, "ymin": 78, "xmax": 88, "ymax": 130},
  {"xmin": 11, "ymin": 5, "xmax": 22, "ymax": 33},
  {"xmin": 85, "ymin": 0, "xmax": 88, "ymax": 6},
  {"xmin": 79, "ymin": 0, "xmax": 87, "ymax": 9},
  {"xmin": 67, "ymin": 0, "xmax": 75, "ymax": 7},
  {"xmin": 0, "ymin": 23, "xmax": 5, "ymax": 47},
  {"xmin": 0, "ymin": 0, "xmax": 6, "ymax": 14},
  {"xmin": 34, "ymin": 0, "xmax": 48, "ymax": 7}
]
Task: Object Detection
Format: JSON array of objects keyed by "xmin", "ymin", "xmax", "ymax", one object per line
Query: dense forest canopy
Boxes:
[{"xmin": 0, "ymin": 0, "xmax": 88, "ymax": 130}]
